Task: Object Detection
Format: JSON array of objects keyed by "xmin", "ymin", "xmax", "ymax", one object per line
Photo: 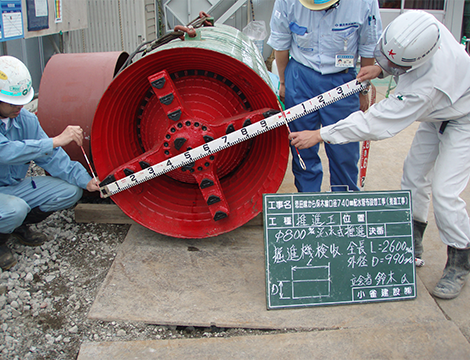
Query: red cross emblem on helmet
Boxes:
[{"xmin": 388, "ymin": 49, "xmax": 396, "ymax": 59}]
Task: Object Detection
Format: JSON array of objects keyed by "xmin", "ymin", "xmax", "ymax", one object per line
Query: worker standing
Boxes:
[
  {"xmin": 289, "ymin": 11, "xmax": 470, "ymax": 300},
  {"xmin": 267, "ymin": 0, "xmax": 382, "ymax": 192}
]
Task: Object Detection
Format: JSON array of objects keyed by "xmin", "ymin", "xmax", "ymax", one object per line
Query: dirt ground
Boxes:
[{"xmin": 0, "ymin": 194, "xmax": 290, "ymax": 360}]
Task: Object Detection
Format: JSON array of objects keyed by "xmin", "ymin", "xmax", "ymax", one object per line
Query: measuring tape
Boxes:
[{"xmin": 100, "ymin": 78, "xmax": 369, "ymax": 197}]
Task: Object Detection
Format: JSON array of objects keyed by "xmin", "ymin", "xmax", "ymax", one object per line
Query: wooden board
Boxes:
[
  {"xmin": 74, "ymin": 203, "xmax": 137, "ymax": 225},
  {"xmin": 74, "ymin": 203, "xmax": 263, "ymax": 227}
]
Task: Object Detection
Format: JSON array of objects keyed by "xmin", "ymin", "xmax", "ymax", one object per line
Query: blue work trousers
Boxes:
[
  {"xmin": 0, "ymin": 176, "xmax": 82, "ymax": 234},
  {"xmin": 285, "ymin": 59, "xmax": 360, "ymax": 192}
]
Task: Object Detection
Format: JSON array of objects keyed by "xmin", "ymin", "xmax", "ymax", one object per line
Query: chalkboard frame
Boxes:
[{"xmin": 263, "ymin": 190, "xmax": 416, "ymax": 310}]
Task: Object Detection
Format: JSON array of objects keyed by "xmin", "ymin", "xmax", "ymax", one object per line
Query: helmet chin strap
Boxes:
[{"xmin": 327, "ymin": 0, "xmax": 340, "ymax": 10}]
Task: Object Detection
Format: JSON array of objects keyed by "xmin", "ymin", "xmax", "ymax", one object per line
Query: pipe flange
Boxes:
[{"xmin": 163, "ymin": 120, "xmax": 216, "ymax": 176}]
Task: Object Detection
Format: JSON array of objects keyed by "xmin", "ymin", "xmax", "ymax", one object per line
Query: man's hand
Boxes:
[
  {"xmin": 357, "ymin": 65, "xmax": 382, "ymax": 83},
  {"xmin": 52, "ymin": 125, "xmax": 84, "ymax": 148},
  {"xmin": 86, "ymin": 178, "xmax": 101, "ymax": 194},
  {"xmin": 288, "ymin": 130, "xmax": 323, "ymax": 150}
]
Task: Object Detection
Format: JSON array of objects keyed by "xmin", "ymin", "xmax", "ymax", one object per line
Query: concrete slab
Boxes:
[
  {"xmin": 77, "ymin": 321, "xmax": 470, "ymax": 360},
  {"xmin": 415, "ymin": 204, "xmax": 470, "ymax": 343},
  {"xmin": 88, "ymin": 224, "xmax": 445, "ymax": 330}
]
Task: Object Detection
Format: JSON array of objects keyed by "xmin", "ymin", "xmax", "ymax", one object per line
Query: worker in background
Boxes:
[
  {"xmin": 289, "ymin": 11, "xmax": 470, "ymax": 300},
  {"xmin": 267, "ymin": 0, "xmax": 382, "ymax": 192},
  {"xmin": 0, "ymin": 56, "xmax": 100, "ymax": 271}
]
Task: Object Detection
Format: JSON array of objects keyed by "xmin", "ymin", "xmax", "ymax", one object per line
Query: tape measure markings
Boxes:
[{"xmin": 100, "ymin": 79, "xmax": 367, "ymax": 197}]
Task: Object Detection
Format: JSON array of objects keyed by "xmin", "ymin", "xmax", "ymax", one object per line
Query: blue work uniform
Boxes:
[
  {"xmin": 267, "ymin": 0, "xmax": 381, "ymax": 192},
  {"xmin": 0, "ymin": 108, "xmax": 91, "ymax": 233}
]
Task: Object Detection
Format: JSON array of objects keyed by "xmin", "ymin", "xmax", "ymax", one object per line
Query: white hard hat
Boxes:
[
  {"xmin": 0, "ymin": 56, "xmax": 34, "ymax": 105},
  {"xmin": 374, "ymin": 10, "xmax": 441, "ymax": 76},
  {"xmin": 299, "ymin": 0, "xmax": 339, "ymax": 11}
]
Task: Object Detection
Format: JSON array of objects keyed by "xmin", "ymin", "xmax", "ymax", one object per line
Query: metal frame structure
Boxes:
[{"xmin": 163, "ymin": 0, "xmax": 250, "ymax": 32}]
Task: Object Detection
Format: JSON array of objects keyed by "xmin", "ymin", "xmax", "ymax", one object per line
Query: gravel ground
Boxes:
[{"xmin": 0, "ymin": 171, "xmax": 284, "ymax": 359}]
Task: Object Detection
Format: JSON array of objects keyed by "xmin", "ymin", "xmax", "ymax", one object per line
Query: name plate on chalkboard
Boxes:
[{"xmin": 263, "ymin": 191, "xmax": 416, "ymax": 309}]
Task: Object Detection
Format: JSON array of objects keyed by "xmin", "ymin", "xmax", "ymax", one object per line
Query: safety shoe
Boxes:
[
  {"xmin": 0, "ymin": 234, "xmax": 17, "ymax": 270},
  {"xmin": 12, "ymin": 225, "xmax": 49, "ymax": 247},
  {"xmin": 433, "ymin": 246, "xmax": 470, "ymax": 300}
]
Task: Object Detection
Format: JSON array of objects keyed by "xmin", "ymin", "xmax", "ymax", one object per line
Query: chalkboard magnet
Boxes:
[{"xmin": 415, "ymin": 258, "xmax": 425, "ymax": 267}]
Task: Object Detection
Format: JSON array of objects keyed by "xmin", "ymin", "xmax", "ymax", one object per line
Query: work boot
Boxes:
[
  {"xmin": 413, "ymin": 220, "xmax": 427, "ymax": 267},
  {"xmin": 432, "ymin": 246, "xmax": 470, "ymax": 300},
  {"xmin": 0, "ymin": 233, "xmax": 17, "ymax": 270},
  {"xmin": 11, "ymin": 225, "xmax": 48, "ymax": 247},
  {"xmin": 23, "ymin": 207, "xmax": 53, "ymax": 225}
]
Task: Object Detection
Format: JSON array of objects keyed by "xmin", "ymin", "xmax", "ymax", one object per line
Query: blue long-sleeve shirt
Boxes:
[
  {"xmin": 267, "ymin": 0, "xmax": 382, "ymax": 74},
  {"xmin": 0, "ymin": 108, "xmax": 91, "ymax": 189}
]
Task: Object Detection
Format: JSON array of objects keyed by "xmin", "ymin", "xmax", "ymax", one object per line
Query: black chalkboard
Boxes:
[{"xmin": 263, "ymin": 191, "xmax": 416, "ymax": 309}]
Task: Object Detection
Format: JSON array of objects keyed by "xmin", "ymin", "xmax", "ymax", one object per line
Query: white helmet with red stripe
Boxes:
[
  {"xmin": 374, "ymin": 10, "xmax": 441, "ymax": 76},
  {"xmin": 0, "ymin": 56, "xmax": 34, "ymax": 105}
]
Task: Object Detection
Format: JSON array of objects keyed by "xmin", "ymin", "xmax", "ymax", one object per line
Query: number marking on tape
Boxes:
[{"xmin": 100, "ymin": 79, "xmax": 368, "ymax": 197}]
